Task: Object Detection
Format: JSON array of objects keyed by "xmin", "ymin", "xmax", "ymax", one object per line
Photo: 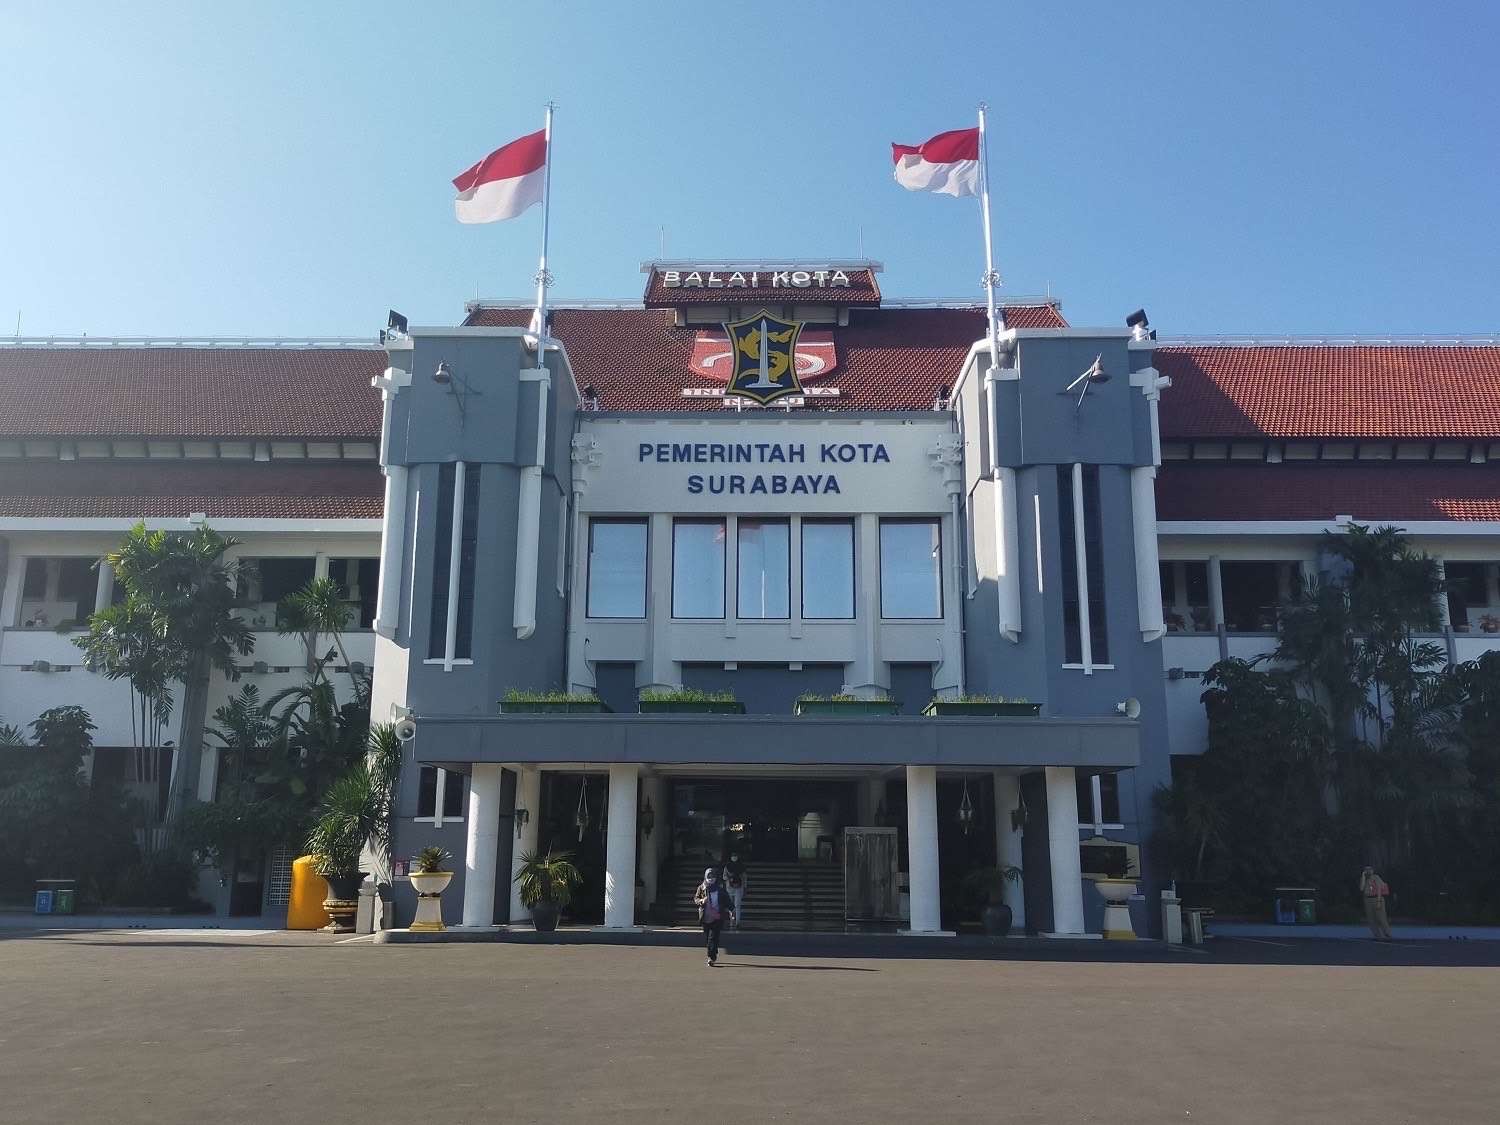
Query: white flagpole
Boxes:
[
  {"xmin": 977, "ymin": 102, "xmax": 1005, "ymax": 369},
  {"xmin": 532, "ymin": 102, "xmax": 556, "ymax": 347}
]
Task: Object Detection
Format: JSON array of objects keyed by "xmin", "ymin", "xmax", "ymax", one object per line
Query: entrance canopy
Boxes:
[{"xmin": 412, "ymin": 713, "xmax": 1139, "ymax": 773}]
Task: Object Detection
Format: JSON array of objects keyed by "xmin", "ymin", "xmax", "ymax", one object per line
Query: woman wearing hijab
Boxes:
[
  {"xmin": 1360, "ymin": 866, "xmax": 1393, "ymax": 941},
  {"xmin": 694, "ymin": 866, "xmax": 736, "ymax": 966}
]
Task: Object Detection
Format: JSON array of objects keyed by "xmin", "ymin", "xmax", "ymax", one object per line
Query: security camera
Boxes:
[{"xmin": 394, "ymin": 717, "xmax": 418, "ymax": 742}]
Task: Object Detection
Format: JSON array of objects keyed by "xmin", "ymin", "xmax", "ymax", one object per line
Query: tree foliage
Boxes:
[{"xmin": 1154, "ymin": 524, "xmax": 1498, "ymax": 920}]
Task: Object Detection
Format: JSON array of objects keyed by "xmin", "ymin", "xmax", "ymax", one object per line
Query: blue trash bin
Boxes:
[{"xmin": 34, "ymin": 890, "xmax": 54, "ymax": 914}]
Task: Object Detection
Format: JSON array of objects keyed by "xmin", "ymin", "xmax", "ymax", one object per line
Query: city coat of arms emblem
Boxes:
[{"xmin": 721, "ymin": 310, "xmax": 805, "ymax": 405}]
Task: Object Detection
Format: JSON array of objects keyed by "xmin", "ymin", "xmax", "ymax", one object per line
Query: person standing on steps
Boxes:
[
  {"xmin": 695, "ymin": 866, "xmax": 735, "ymax": 965},
  {"xmin": 724, "ymin": 851, "xmax": 747, "ymax": 929},
  {"xmin": 1360, "ymin": 866, "xmax": 1393, "ymax": 941}
]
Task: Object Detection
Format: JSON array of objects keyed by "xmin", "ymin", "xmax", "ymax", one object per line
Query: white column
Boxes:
[
  {"xmin": 507, "ymin": 766, "xmax": 541, "ymax": 924},
  {"xmin": 1131, "ymin": 466, "xmax": 1166, "ymax": 642},
  {"xmin": 1207, "ymin": 556, "xmax": 1225, "ymax": 631},
  {"xmin": 94, "ymin": 562, "xmax": 115, "ymax": 614},
  {"xmin": 992, "ymin": 772, "xmax": 1026, "ymax": 931},
  {"xmin": 904, "ymin": 765, "xmax": 945, "ymax": 934},
  {"xmin": 1434, "ymin": 558, "xmax": 1452, "ymax": 630},
  {"xmin": 373, "ymin": 465, "xmax": 408, "ymax": 638},
  {"xmin": 462, "ymin": 764, "xmax": 503, "ymax": 928},
  {"xmin": 601, "ymin": 763, "xmax": 640, "ymax": 929},
  {"xmin": 638, "ymin": 774, "xmax": 666, "ymax": 916},
  {"xmin": 1044, "ymin": 766, "xmax": 1085, "ymax": 935}
]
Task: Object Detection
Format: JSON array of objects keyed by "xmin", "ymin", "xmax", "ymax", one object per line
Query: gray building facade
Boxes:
[{"xmin": 373, "ymin": 266, "xmax": 1168, "ymax": 938}]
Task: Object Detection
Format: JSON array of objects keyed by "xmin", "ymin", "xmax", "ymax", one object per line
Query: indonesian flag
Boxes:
[
  {"xmin": 891, "ymin": 127, "xmax": 980, "ymax": 197},
  {"xmin": 452, "ymin": 129, "xmax": 547, "ymax": 224}
]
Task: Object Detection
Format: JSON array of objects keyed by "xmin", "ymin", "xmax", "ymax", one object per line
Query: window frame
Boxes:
[
  {"xmin": 671, "ymin": 517, "xmax": 727, "ymax": 620},
  {"xmin": 415, "ymin": 765, "xmax": 466, "ymax": 826},
  {"xmin": 585, "ymin": 517, "xmax": 650, "ymax": 620},
  {"xmin": 735, "ymin": 516, "xmax": 791, "ymax": 621},
  {"xmin": 878, "ymin": 517, "xmax": 944, "ymax": 621},
  {"xmin": 800, "ymin": 518, "xmax": 856, "ymax": 621}
]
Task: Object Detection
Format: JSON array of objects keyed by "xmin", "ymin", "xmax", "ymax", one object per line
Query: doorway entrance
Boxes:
[{"xmin": 668, "ymin": 778, "xmax": 856, "ymax": 868}]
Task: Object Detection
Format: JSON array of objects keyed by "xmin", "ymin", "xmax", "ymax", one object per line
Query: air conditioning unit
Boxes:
[
  {"xmin": 31, "ymin": 659, "xmax": 52, "ymax": 673},
  {"xmin": 348, "ymin": 661, "xmax": 367, "ymax": 675},
  {"xmin": 251, "ymin": 660, "xmax": 270, "ymax": 675}
]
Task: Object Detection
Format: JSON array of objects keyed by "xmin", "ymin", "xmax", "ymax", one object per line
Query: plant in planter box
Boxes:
[
  {"xmin": 637, "ymin": 687, "xmax": 745, "ymax": 715},
  {"xmin": 514, "ymin": 848, "xmax": 583, "ymax": 932},
  {"xmin": 793, "ymin": 693, "xmax": 901, "ymax": 716},
  {"xmin": 960, "ymin": 865, "xmax": 1022, "ymax": 936},
  {"xmin": 923, "ymin": 693, "xmax": 1041, "ymax": 718},
  {"xmin": 408, "ymin": 846, "xmax": 453, "ymax": 932},
  {"xmin": 501, "ymin": 689, "xmax": 612, "ymax": 715},
  {"xmin": 304, "ymin": 736, "xmax": 398, "ymax": 934}
]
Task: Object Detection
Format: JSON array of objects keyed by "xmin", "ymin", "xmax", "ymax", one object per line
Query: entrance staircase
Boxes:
[{"xmin": 667, "ymin": 861, "xmax": 844, "ymax": 932}]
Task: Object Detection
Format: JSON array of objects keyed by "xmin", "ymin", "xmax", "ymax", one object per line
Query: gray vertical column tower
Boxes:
[
  {"xmin": 956, "ymin": 326, "xmax": 1172, "ymax": 933},
  {"xmin": 372, "ymin": 326, "xmax": 579, "ymax": 926}
]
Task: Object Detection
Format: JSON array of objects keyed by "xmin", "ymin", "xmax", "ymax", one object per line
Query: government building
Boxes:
[{"xmin": 2, "ymin": 261, "xmax": 1496, "ymax": 934}]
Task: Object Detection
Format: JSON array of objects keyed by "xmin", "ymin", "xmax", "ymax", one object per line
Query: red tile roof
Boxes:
[
  {"xmin": 0, "ymin": 347, "xmax": 385, "ymax": 439},
  {"xmin": 642, "ymin": 266, "xmax": 882, "ymax": 307},
  {"xmin": 1155, "ymin": 463, "xmax": 1500, "ymax": 522},
  {"xmin": 0, "ymin": 460, "xmax": 383, "ymax": 520},
  {"xmin": 465, "ymin": 304, "xmax": 1068, "ymax": 411},
  {"xmin": 1156, "ymin": 346, "xmax": 1500, "ymax": 440}
]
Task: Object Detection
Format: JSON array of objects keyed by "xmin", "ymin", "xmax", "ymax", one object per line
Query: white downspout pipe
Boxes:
[
  {"xmin": 985, "ymin": 368, "xmax": 1022, "ymax": 643},
  {"xmin": 514, "ymin": 364, "xmax": 551, "ymax": 640},
  {"xmin": 371, "ymin": 364, "xmax": 412, "ymax": 639}
]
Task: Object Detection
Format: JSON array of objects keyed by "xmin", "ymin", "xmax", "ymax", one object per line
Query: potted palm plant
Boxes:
[
  {"xmin": 960, "ymin": 865, "xmax": 1022, "ymax": 936},
  {"xmin": 408, "ymin": 846, "xmax": 453, "ymax": 932},
  {"xmin": 513, "ymin": 848, "xmax": 582, "ymax": 933},
  {"xmin": 304, "ymin": 768, "xmax": 377, "ymax": 934}
]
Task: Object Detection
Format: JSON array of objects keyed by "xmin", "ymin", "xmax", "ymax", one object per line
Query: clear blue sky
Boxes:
[{"xmin": 4, "ymin": 1, "xmax": 1496, "ymax": 338}]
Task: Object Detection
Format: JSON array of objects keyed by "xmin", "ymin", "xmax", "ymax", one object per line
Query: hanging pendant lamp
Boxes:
[
  {"xmin": 575, "ymin": 778, "xmax": 590, "ymax": 841},
  {"xmin": 958, "ymin": 777, "xmax": 975, "ymax": 836}
]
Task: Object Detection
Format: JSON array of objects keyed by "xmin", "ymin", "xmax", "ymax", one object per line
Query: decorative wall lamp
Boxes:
[
  {"xmin": 958, "ymin": 777, "xmax": 975, "ymax": 836},
  {"xmin": 433, "ymin": 359, "xmax": 481, "ymax": 424},
  {"xmin": 514, "ymin": 806, "xmax": 531, "ymax": 839},
  {"xmin": 640, "ymin": 796, "xmax": 656, "ymax": 839}
]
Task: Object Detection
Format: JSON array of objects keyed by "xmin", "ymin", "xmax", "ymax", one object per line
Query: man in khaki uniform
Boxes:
[{"xmin": 1360, "ymin": 867, "xmax": 1392, "ymax": 941}]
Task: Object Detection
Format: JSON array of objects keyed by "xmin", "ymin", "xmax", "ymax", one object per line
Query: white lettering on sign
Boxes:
[{"xmin": 661, "ymin": 269, "xmax": 856, "ymax": 291}]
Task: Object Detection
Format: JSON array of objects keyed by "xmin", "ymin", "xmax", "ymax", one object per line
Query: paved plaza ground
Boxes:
[{"xmin": 3, "ymin": 927, "xmax": 1498, "ymax": 1124}]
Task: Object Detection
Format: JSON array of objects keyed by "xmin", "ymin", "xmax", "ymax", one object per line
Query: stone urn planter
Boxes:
[
  {"xmin": 981, "ymin": 902, "xmax": 1014, "ymax": 936},
  {"xmin": 320, "ymin": 872, "xmax": 364, "ymax": 934},
  {"xmin": 408, "ymin": 871, "xmax": 454, "ymax": 932},
  {"xmin": 530, "ymin": 901, "xmax": 560, "ymax": 933},
  {"xmin": 1095, "ymin": 878, "xmax": 1138, "ymax": 940}
]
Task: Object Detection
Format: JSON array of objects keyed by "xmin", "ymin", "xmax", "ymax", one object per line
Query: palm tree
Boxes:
[
  {"xmin": 277, "ymin": 577, "xmax": 357, "ymax": 681},
  {"xmin": 87, "ymin": 524, "xmax": 253, "ymax": 823}
]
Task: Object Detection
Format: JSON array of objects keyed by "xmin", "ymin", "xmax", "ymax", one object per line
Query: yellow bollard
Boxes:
[{"xmin": 287, "ymin": 855, "xmax": 331, "ymax": 930}]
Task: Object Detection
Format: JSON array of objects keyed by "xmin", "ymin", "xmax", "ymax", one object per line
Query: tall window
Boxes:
[
  {"xmin": 802, "ymin": 519, "xmax": 854, "ymax": 619},
  {"xmin": 16, "ymin": 557, "xmax": 95, "ymax": 628},
  {"xmin": 672, "ymin": 518, "xmax": 726, "ymax": 618},
  {"xmin": 879, "ymin": 518, "xmax": 942, "ymax": 619},
  {"xmin": 417, "ymin": 766, "xmax": 465, "ymax": 822},
  {"xmin": 1076, "ymin": 771, "xmax": 1122, "ymax": 830},
  {"xmin": 428, "ymin": 462, "xmax": 480, "ymax": 661},
  {"xmin": 329, "ymin": 558, "xmax": 379, "ymax": 629},
  {"xmin": 1057, "ymin": 465, "xmax": 1108, "ymax": 666},
  {"xmin": 586, "ymin": 519, "xmax": 648, "ymax": 618},
  {"xmin": 737, "ymin": 519, "xmax": 790, "ymax": 619}
]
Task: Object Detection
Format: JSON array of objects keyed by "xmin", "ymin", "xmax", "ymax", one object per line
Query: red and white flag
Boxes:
[
  {"xmin": 891, "ymin": 127, "xmax": 980, "ymax": 197},
  {"xmin": 452, "ymin": 129, "xmax": 547, "ymax": 224}
]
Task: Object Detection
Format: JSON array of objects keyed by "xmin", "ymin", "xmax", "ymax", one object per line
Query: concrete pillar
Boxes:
[
  {"xmin": 1044, "ymin": 766, "xmax": 1085, "ymax": 935},
  {"xmin": 992, "ymin": 772, "xmax": 1026, "ymax": 931},
  {"xmin": 638, "ymin": 774, "xmax": 667, "ymax": 916},
  {"xmin": 602, "ymin": 764, "xmax": 640, "ymax": 929},
  {"xmin": 462, "ymin": 764, "xmax": 504, "ymax": 928},
  {"xmin": 1207, "ymin": 556, "xmax": 1225, "ymax": 630},
  {"xmin": 904, "ymin": 765, "xmax": 944, "ymax": 934},
  {"xmin": 94, "ymin": 562, "xmax": 114, "ymax": 614},
  {"xmin": 507, "ymin": 766, "xmax": 541, "ymax": 924}
]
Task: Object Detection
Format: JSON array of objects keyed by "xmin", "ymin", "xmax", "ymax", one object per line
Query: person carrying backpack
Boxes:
[{"xmin": 694, "ymin": 866, "xmax": 736, "ymax": 966}]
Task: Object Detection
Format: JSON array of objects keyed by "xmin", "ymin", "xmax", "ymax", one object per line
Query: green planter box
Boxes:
[
  {"xmin": 500, "ymin": 700, "xmax": 612, "ymax": 714},
  {"xmin": 794, "ymin": 699, "xmax": 901, "ymax": 716},
  {"xmin": 922, "ymin": 700, "xmax": 1041, "ymax": 718},
  {"xmin": 637, "ymin": 700, "xmax": 746, "ymax": 715}
]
